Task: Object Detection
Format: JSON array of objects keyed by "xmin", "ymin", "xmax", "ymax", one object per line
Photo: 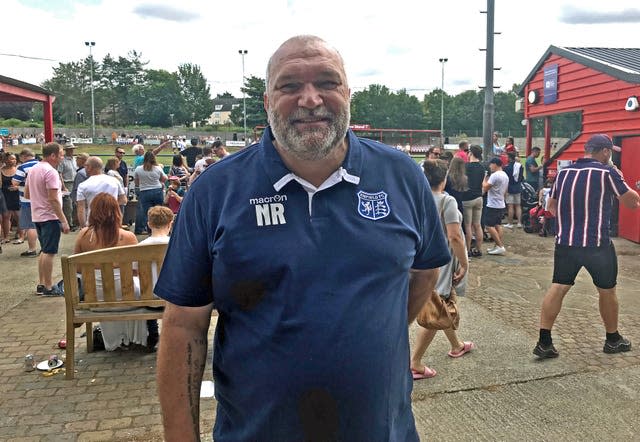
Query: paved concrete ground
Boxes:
[{"xmin": 1, "ymin": 228, "xmax": 639, "ymax": 441}]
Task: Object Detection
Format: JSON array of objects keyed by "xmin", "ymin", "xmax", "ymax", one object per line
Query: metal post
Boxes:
[
  {"xmin": 84, "ymin": 41, "xmax": 96, "ymax": 140},
  {"xmin": 238, "ymin": 49, "xmax": 248, "ymax": 146},
  {"xmin": 481, "ymin": 0, "xmax": 495, "ymax": 160},
  {"xmin": 438, "ymin": 58, "xmax": 448, "ymax": 146}
]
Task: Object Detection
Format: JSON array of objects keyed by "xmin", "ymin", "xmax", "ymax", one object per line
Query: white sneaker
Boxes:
[
  {"xmin": 504, "ymin": 223, "xmax": 514, "ymax": 229},
  {"xmin": 487, "ymin": 246, "xmax": 497, "ymax": 253},
  {"xmin": 516, "ymin": 223, "xmax": 523, "ymax": 228},
  {"xmin": 488, "ymin": 246, "xmax": 506, "ymax": 255}
]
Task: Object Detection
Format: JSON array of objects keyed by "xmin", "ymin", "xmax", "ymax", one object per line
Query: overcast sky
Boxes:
[{"xmin": 3, "ymin": 0, "xmax": 640, "ymax": 99}]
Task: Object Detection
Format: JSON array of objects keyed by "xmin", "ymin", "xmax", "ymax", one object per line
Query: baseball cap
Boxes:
[
  {"xmin": 584, "ymin": 134, "xmax": 621, "ymax": 152},
  {"xmin": 168, "ymin": 175, "xmax": 180, "ymax": 181},
  {"xmin": 489, "ymin": 157, "xmax": 503, "ymax": 167}
]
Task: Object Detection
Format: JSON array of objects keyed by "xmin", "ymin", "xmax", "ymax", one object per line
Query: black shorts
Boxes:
[
  {"xmin": 35, "ymin": 220, "xmax": 62, "ymax": 254},
  {"xmin": 484, "ymin": 207, "xmax": 504, "ymax": 227},
  {"xmin": 552, "ymin": 243, "xmax": 617, "ymax": 289}
]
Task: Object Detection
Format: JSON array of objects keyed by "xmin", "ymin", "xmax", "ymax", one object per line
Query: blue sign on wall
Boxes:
[
  {"xmin": 0, "ymin": 128, "xmax": 9, "ymax": 136},
  {"xmin": 544, "ymin": 64, "xmax": 558, "ymax": 104}
]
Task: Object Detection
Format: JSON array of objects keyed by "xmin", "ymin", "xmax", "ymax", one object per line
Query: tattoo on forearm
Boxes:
[{"xmin": 187, "ymin": 336, "xmax": 208, "ymax": 438}]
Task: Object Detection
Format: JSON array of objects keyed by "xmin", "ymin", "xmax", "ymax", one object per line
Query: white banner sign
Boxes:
[
  {"xmin": 144, "ymin": 139, "xmax": 161, "ymax": 145},
  {"xmin": 70, "ymin": 137, "xmax": 93, "ymax": 144},
  {"xmin": 117, "ymin": 137, "xmax": 135, "ymax": 144},
  {"xmin": 21, "ymin": 138, "xmax": 38, "ymax": 144},
  {"xmin": 225, "ymin": 140, "xmax": 246, "ymax": 147}
]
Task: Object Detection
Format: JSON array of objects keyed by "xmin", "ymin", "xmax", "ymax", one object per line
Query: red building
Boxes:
[{"xmin": 518, "ymin": 46, "xmax": 640, "ymax": 243}]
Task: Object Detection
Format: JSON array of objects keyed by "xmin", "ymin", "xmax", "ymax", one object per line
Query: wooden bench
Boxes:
[{"xmin": 60, "ymin": 243, "xmax": 168, "ymax": 379}]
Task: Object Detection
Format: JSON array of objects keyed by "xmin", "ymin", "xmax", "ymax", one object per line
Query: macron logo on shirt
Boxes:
[{"xmin": 250, "ymin": 194, "xmax": 287, "ymax": 226}]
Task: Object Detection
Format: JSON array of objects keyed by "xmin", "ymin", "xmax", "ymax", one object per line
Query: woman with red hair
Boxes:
[{"xmin": 74, "ymin": 193, "xmax": 148, "ymax": 350}]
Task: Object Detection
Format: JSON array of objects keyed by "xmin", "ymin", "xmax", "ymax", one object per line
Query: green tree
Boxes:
[
  {"xmin": 216, "ymin": 92, "xmax": 235, "ymax": 99},
  {"xmin": 230, "ymin": 75, "xmax": 267, "ymax": 129},
  {"xmin": 351, "ymin": 84, "xmax": 425, "ymax": 128},
  {"xmin": 494, "ymin": 90, "xmax": 523, "ymax": 137},
  {"xmin": 138, "ymin": 69, "xmax": 182, "ymax": 127},
  {"xmin": 422, "ymin": 89, "xmax": 449, "ymax": 132},
  {"xmin": 177, "ymin": 63, "xmax": 212, "ymax": 125},
  {"xmin": 98, "ymin": 51, "xmax": 147, "ymax": 126},
  {"xmin": 42, "ymin": 60, "xmax": 91, "ymax": 124},
  {"xmin": 448, "ymin": 90, "xmax": 484, "ymax": 136}
]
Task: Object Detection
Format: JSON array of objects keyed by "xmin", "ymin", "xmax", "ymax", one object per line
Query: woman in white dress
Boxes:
[{"xmin": 74, "ymin": 193, "xmax": 148, "ymax": 351}]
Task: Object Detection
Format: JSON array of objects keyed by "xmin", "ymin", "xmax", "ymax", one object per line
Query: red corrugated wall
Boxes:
[{"xmin": 525, "ymin": 53, "xmax": 640, "ymax": 164}]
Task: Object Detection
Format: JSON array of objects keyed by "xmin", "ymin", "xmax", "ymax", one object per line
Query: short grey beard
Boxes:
[{"xmin": 268, "ymin": 106, "xmax": 350, "ymax": 161}]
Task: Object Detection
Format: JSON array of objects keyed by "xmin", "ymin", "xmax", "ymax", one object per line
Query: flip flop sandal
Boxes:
[
  {"xmin": 411, "ymin": 366, "xmax": 437, "ymax": 380},
  {"xmin": 448, "ymin": 341, "xmax": 475, "ymax": 358}
]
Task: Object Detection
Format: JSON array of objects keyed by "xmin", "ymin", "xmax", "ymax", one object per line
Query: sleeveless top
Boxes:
[{"xmin": 1, "ymin": 172, "xmax": 20, "ymax": 210}]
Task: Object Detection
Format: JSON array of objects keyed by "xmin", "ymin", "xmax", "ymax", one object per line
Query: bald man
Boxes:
[
  {"xmin": 155, "ymin": 35, "xmax": 449, "ymax": 441},
  {"xmin": 75, "ymin": 156, "xmax": 126, "ymax": 226}
]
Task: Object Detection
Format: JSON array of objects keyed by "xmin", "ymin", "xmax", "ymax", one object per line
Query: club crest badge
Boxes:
[{"xmin": 357, "ymin": 190, "xmax": 390, "ymax": 220}]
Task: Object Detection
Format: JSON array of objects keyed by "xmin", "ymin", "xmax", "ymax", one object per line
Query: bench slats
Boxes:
[
  {"xmin": 81, "ymin": 266, "xmax": 98, "ymax": 303},
  {"xmin": 100, "ymin": 263, "xmax": 117, "ymax": 302},
  {"xmin": 119, "ymin": 263, "xmax": 136, "ymax": 301},
  {"xmin": 61, "ymin": 243, "xmax": 168, "ymax": 379},
  {"xmin": 138, "ymin": 260, "xmax": 154, "ymax": 301}
]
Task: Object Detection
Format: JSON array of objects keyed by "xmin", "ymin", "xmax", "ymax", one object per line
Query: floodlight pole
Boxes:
[
  {"xmin": 238, "ymin": 49, "xmax": 248, "ymax": 146},
  {"xmin": 85, "ymin": 41, "xmax": 96, "ymax": 140},
  {"xmin": 439, "ymin": 58, "xmax": 448, "ymax": 147}
]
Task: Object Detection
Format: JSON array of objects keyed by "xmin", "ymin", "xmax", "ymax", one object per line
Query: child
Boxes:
[
  {"xmin": 139, "ymin": 205, "xmax": 174, "ymax": 351},
  {"xmin": 140, "ymin": 205, "xmax": 173, "ymax": 246},
  {"xmin": 529, "ymin": 179, "xmax": 555, "ymax": 236},
  {"xmin": 164, "ymin": 176, "xmax": 185, "ymax": 214}
]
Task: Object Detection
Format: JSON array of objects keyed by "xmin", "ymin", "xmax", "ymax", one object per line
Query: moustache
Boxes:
[{"xmin": 288, "ymin": 108, "xmax": 335, "ymax": 123}]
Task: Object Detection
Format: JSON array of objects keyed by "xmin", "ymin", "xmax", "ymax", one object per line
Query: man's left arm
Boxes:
[
  {"xmin": 482, "ymin": 175, "xmax": 492, "ymax": 193},
  {"xmin": 117, "ymin": 182, "xmax": 127, "ymax": 205},
  {"xmin": 48, "ymin": 188, "xmax": 70, "ymax": 233},
  {"xmin": 610, "ymin": 167, "xmax": 640, "ymax": 209},
  {"xmin": 58, "ymin": 172, "xmax": 67, "ymax": 191},
  {"xmin": 407, "ymin": 268, "xmax": 439, "ymax": 323}
]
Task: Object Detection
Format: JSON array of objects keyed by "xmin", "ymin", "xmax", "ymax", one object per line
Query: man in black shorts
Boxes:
[
  {"xmin": 534, "ymin": 134, "xmax": 640, "ymax": 358},
  {"xmin": 482, "ymin": 158, "xmax": 509, "ymax": 255}
]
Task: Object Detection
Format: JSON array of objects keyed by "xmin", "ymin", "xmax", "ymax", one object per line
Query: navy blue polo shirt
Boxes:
[
  {"xmin": 155, "ymin": 127, "xmax": 450, "ymax": 441},
  {"xmin": 117, "ymin": 159, "xmax": 128, "ymax": 184},
  {"xmin": 552, "ymin": 158, "xmax": 631, "ymax": 247}
]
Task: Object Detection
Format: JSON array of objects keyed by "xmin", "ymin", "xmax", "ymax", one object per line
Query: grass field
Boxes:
[{"xmin": 3, "ymin": 143, "xmax": 224, "ymax": 165}]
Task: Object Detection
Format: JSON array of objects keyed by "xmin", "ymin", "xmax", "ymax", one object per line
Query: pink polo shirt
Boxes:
[{"xmin": 26, "ymin": 161, "xmax": 62, "ymax": 222}]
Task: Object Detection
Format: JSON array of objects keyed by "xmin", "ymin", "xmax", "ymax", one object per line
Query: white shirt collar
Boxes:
[{"xmin": 273, "ymin": 167, "xmax": 360, "ymax": 193}]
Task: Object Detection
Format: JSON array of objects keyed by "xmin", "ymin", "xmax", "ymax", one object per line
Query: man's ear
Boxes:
[{"xmin": 263, "ymin": 93, "xmax": 269, "ymax": 113}]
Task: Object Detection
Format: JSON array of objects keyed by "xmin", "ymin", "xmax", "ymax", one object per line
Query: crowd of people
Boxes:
[
  {"xmin": 421, "ymin": 135, "xmax": 546, "ymax": 257},
  {"xmin": 2, "ymin": 34, "xmax": 640, "ymax": 441},
  {"xmin": 0, "ymin": 133, "xmax": 233, "ymax": 349}
]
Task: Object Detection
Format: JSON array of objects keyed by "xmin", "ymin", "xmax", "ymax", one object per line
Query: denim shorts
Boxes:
[
  {"xmin": 35, "ymin": 220, "xmax": 62, "ymax": 254},
  {"xmin": 19, "ymin": 204, "xmax": 35, "ymax": 229}
]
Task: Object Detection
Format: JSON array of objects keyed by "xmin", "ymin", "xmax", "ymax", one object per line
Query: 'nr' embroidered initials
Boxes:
[{"xmin": 255, "ymin": 203, "xmax": 286, "ymax": 226}]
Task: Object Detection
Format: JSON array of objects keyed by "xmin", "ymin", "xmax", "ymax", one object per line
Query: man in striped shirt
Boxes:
[
  {"xmin": 534, "ymin": 134, "xmax": 640, "ymax": 359},
  {"xmin": 12, "ymin": 148, "xmax": 40, "ymax": 258}
]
